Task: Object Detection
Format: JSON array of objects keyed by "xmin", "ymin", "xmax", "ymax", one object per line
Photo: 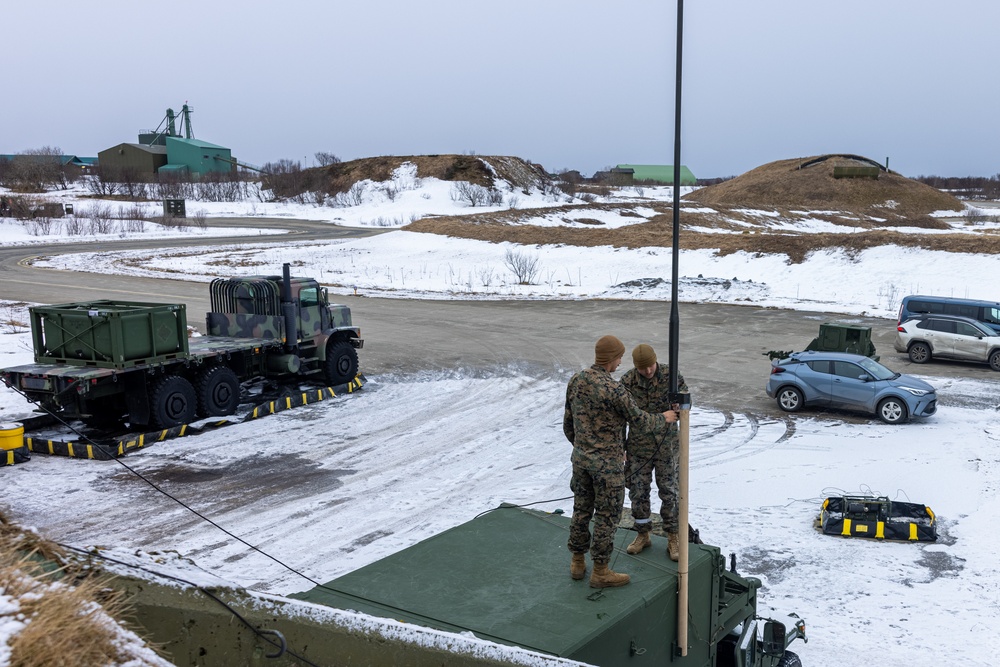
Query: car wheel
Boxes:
[
  {"xmin": 776, "ymin": 387, "xmax": 804, "ymax": 412},
  {"xmin": 908, "ymin": 342, "xmax": 931, "ymax": 364},
  {"xmin": 990, "ymin": 350, "xmax": 1000, "ymax": 372},
  {"xmin": 877, "ymin": 397, "xmax": 908, "ymax": 424}
]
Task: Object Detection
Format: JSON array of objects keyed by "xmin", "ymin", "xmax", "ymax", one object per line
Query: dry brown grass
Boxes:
[
  {"xmin": 684, "ymin": 155, "xmax": 964, "ymax": 223},
  {"xmin": 399, "ymin": 156, "xmax": 986, "ymax": 264},
  {"xmin": 320, "ymin": 154, "xmax": 549, "ymax": 194},
  {"xmin": 0, "ymin": 511, "xmax": 165, "ymax": 667}
]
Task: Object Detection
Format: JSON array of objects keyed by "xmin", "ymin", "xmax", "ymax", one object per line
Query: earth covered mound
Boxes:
[{"xmin": 684, "ymin": 154, "xmax": 963, "ymax": 227}]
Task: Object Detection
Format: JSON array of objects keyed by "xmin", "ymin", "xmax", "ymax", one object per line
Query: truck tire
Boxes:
[
  {"xmin": 324, "ymin": 340, "xmax": 359, "ymax": 386},
  {"xmin": 776, "ymin": 650, "xmax": 802, "ymax": 667},
  {"xmin": 149, "ymin": 375, "xmax": 197, "ymax": 429},
  {"xmin": 196, "ymin": 366, "xmax": 240, "ymax": 417}
]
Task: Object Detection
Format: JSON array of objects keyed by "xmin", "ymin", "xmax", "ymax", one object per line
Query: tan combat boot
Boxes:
[
  {"xmin": 589, "ymin": 561, "xmax": 630, "ymax": 588},
  {"xmin": 667, "ymin": 532, "xmax": 680, "ymax": 562},
  {"xmin": 570, "ymin": 553, "xmax": 587, "ymax": 580},
  {"xmin": 626, "ymin": 532, "xmax": 651, "ymax": 555}
]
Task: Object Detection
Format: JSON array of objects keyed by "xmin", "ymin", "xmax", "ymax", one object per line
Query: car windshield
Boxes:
[{"xmin": 855, "ymin": 356, "xmax": 897, "ymax": 381}]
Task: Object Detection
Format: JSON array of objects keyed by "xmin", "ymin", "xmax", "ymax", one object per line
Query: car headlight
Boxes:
[{"xmin": 899, "ymin": 386, "xmax": 930, "ymax": 396}]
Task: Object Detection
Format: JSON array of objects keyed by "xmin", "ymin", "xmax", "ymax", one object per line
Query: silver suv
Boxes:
[{"xmin": 894, "ymin": 314, "xmax": 1000, "ymax": 371}]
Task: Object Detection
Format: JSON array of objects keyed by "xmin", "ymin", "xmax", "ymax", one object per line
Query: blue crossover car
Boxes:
[{"xmin": 765, "ymin": 351, "xmax": 937, "ymax": 424}]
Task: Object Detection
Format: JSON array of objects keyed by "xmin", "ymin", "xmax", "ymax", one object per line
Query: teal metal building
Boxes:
[
  {"xmin": 163, "ymin": 137, "xmax": 234, "ymax": 175},
  {"xmin": 616, "ymin": 164, "xmax": 697, "ymax": 185}
]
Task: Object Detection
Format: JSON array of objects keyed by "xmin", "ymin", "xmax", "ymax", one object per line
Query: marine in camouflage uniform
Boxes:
[
  {"xmin": 621, "ymin": 343, "xmax": 688, "ymax": 559},
  {"xmin": 564, "ymin": 335, "xmax": 674, "ymax": 588}
]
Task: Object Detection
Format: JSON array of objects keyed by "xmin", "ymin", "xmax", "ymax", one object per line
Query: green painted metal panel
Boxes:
[
  {"xmin": 164, "ymin": 136, "xmax": 233, "ymax": 175},
  {"xmin": 616, "ymin": 164, "xmax": 697, "ymax": 185},
  {"xmin": 292, "ymin": 506, "xmax": 729, "ymax": 666}
]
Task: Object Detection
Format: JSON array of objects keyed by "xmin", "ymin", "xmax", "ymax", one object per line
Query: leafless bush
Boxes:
[
  {"xmin": 191, "ymin": 209, "xmax": 208, "ymax": 229},
  {"xmin": 503, "ymin": 247, "xmax": 541, "ymax": 285},
  {"xmin": 86, "ymin": 167, "xmax": 122, "ymax": 196},
  {"xmin": 451, "ymin": 181, "xmax": 489, "ymax": 207},
  {"xmin": 633, "ymin": 186, "xmax": 645, "ymax": 197},
  {"xmin": 315, "ymin": 151, "xmax": 342, "ymax": 166},
  {"xmin": 64, "ymin": 214, "xmax": 85, "ymax": 236},
  {"xmin": 23, "ymin": 216, "xmax": 55, "ymax": 236},
  {"xmin": 578, "ymin": 192, "xmax": 597, "ymax": 203},
  {"xmin": 1, "ymin": 302, "xmax": 30, "ymax": 333},
  {"xmin": 82, "ymin": 203, "xmax": 115, "ymax": 234},
  {"xmin": 506, "ymin": 195, "xmax": 522, "ymax": 209},
  {"xmin": 965, "ymin": 209, "xmax": 989, "ymax": 225},
  {"xmin": 381, "ymin": 184, "xmax": 399, "ymax": 202},
  {"xmin": 477, "ymin": 265, "xmax": 497, "ymax": 288},
  {"xmin": 334, "ymin": 181, "xmax": 367, "ymax": 207},
  {"xmin": 487, "ymin": 187, "xmax": 504, "ymax": 206}
]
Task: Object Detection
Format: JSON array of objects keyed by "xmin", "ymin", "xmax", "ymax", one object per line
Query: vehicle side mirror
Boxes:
[
  {"xmin": 762, "ymin": 620, "xmax": 786, "ymax": 656},
  {"xmin": 858, "ymin": 374, "xmax": 870, "ymax": 382}
]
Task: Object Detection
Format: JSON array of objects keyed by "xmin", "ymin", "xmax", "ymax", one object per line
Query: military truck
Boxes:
[{"xmin": 0, "ymin": 264, "xmax": 362, "ymax": 429}]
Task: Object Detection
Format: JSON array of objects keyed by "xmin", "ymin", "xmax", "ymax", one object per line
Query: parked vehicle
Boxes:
[
  {"xmin": 894, "ymin": 314, "xmax": 1000, "ymax": 371},
  {"xmin": 805, "ymin": 322, "xmax": 878, "ymax": 359},
  {"xmin": 898, "ymin": 295, "xmax": 1000, "ymax": 334},
  {"xmin": 766, "ymin": 351, "xmax": 937, "ymax": 424},
  {"xmin": 0, "ymin": 264, "xmax": 363, "ymax": 430}
]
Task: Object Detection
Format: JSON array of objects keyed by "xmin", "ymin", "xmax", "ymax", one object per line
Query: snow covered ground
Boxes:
[{"xmin": 2, "ymin": 170, "xmax": 1000, "ymax": 666}]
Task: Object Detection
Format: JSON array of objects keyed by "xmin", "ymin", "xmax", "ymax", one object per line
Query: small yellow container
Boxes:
[{"xmin": 0, "ymin": 422, "xmax": 25, "ymax": 451}]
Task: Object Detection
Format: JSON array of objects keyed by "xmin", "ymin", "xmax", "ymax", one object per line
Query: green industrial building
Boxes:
[
  {"xmin": 97, "ymin": 144, "xmax": 168, "ymax": 175},
  {"xmin": 615, "ymin": 164, "xmax": 697, "ymax": 185},
  {"xmin": 97, "ymin": 104, "xmax": 237, "ymax": 177},
  {"xmin": 162, "ymin": 137, "xmax": 234, "ymax": 176}
]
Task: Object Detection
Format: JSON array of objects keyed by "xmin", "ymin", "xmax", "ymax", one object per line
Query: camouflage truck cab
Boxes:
[{"xmin": 206, "ymin": 265, "xmax": 363, "ymax": 386}]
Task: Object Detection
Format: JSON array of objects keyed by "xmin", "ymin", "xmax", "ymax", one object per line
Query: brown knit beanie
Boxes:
[
  {"xmin": 595, "ymin": 335, "xmax": 626, "ymax": 365},
  {"xmin": 632, "ymin": 344, "xmax": 657, "ymax": 369}
]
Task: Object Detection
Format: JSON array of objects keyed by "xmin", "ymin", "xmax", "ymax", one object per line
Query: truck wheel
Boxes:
[
  {"xmin": 989, "ymin": 349, "xmax": 1000, "ymax": 371},
  {"xmin": 149, "ymin": 375, "xmax": 197, "ymax": 429},
  {"xmin": 196, "ymin": 366, "xmax": 240, "ymax": 417},
  {"xmin": 776, "ymin": 651, "xmax": 802, "ymax": 667},
  {"xmin": 324, "ymin": 340, "xmax": 359, "ymax": 386}
]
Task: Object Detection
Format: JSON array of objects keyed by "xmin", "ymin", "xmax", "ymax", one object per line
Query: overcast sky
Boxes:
[{"xmin": 5, "ymin": 1, "xmax": 998, "ymax": 179}]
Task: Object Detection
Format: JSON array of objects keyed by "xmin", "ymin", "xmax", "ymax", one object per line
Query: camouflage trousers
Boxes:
[
  {"xmin": 626, "ymin": 435, "xmax": 679, "ymax": 533},
  {"xmin": 567, "ymin": 464, "xmax": 625, "ymax": 563}
]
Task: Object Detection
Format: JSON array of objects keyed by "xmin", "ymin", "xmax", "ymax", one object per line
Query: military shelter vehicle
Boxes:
[
  {"xmin": 0, "ymin": 265, "xmax": 362, "ymax": 430},
  {"xmin": 804, "ymin": 322, "xmax": 878, "ymax": 360},
  {"xmin": 293, "ymin": 505, "xmax": 807, "ymax": 666}
]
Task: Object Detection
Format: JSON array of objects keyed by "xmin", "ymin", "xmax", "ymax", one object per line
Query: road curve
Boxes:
[{"xmin": 1, "ymin": 218, "xmax": 992, "ymax": 417}]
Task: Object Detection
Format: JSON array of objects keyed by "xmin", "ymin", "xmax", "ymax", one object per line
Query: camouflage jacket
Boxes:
[
  {"xmin": 564, "ymin": 365, "xmax": 667, "ymax": 473},
  {"xmin": 621, "ymin": 364, "xmax": 688, "ymax": 453}
]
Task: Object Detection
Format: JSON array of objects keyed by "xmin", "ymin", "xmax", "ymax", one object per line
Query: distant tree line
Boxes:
[
  {"xmin": 0, "ymin": 147, "xmax": 79, "ymax": 192},
  {"xmin": 913, "ymin": 174, "xmax": 1000, "ymax": 200}
]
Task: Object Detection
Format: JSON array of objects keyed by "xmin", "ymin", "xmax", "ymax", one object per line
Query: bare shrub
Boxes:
[
  {"xmin": 451, "ymin": 181, "xmax": 488, "ymax": 207},
  {"xmin": 64, "ymin": 214, "xmax": 85, "ymax": 236},
  {"xmin": 86, "ymin": 203, "xmax": 115, "ymax": 234},
  {"xmin": 24, "ymin": 216, "xmax": 54, "ymax": 236},
  {"xmin": 191, "ymin": 209, "xmax": 208, "ymax": 229},
  {"xmin": 477, "ymin": 265, "xmax": 497, "ymax": 288},
  {"xmin": 506, "ymin": 195, "xmax": 522, "ymax": 209},
  {"xmin": 503, "ymin": 247, "xmax": 541, "ymax": 284},
  {"xmin": 1, "ymin": 301, "xmax": 30, "ymax": 333},
  {"xmin": 487, "ymin": 187, "xmax": 505, "ymax": 206},
  {"xmin": 332, "ymin": 181, "xmax": 365, "ymax": 208},
  {"xmin": 315, "ymin": 151, "xmax": 341, "ymax": 166}
]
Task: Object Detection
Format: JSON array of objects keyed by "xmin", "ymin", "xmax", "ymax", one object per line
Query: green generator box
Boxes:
[{"xmin": 30, "ymin": 301, "xmax": 189, "ymax": 369}]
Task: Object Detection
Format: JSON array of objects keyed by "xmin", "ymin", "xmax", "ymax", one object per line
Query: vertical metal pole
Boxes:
[{"xmin": 668, "ymin": 0, "xmax": 689, "ymax": 657}]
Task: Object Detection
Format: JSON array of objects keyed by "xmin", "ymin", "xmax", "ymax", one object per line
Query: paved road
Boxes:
[{"xmin": 2, "ymin": 220, "xmax": 994, "ymax": 418}]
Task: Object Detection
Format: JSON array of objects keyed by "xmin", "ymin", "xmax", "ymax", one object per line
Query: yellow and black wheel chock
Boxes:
[{"xmin": 3, "ymin": 375, "xmax": 365, "ymax": 465}]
